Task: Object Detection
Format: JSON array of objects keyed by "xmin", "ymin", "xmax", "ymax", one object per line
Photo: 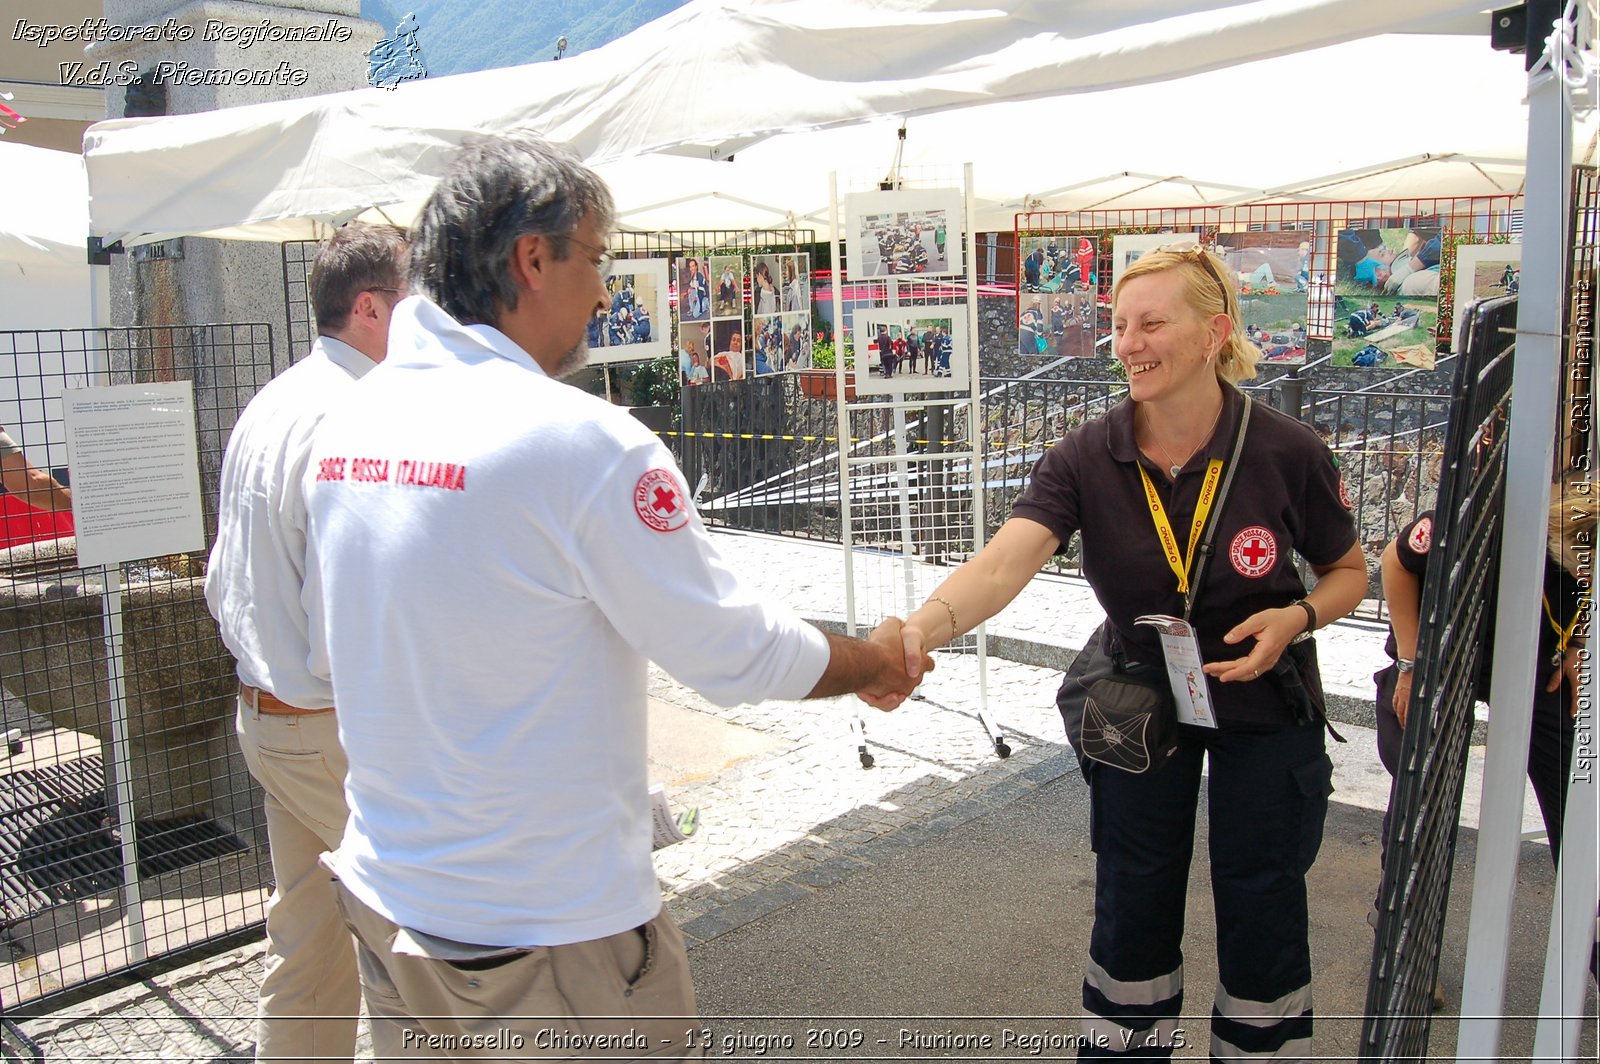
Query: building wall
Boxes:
[{"xmin": 0, "ymin": 0, "xmax": 107, "ymax": 150}]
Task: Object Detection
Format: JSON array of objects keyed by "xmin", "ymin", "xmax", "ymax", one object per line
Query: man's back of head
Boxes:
[{"xmin": 311, "ymin": 223, "xmax": 409, "ymax": 334}]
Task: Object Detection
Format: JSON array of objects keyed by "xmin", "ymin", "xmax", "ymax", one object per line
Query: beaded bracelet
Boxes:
[{"xmin": 930, "ymin": 595, "xmax": 959, "ymax": 640}]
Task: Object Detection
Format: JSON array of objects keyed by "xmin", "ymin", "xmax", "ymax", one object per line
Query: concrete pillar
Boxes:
[{"xmin": 91, "ymin": 1, "xmax": 386, "ymax": 371}]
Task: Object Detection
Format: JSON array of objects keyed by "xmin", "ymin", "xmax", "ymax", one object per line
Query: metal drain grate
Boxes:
[{"xmin": 0, "ymin": 755, "xmax": 247, "ymax": 924}]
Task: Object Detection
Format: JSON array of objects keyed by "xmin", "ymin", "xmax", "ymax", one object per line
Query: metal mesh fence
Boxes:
[
  {"xmin": 1360, "ymin": 294, "xmax": 1515, "ymax": 1060},
  {"xmin": 0, "ymin": 324, "xmax": 275, "ymax": 1013},
  {"xmin": 280, "ymin": 240, "xmax": 319, "ymax": 365}
]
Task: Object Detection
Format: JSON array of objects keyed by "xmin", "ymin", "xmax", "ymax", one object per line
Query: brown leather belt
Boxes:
[{"xmin": 239, "ymin": 683, "xmax": 333, "ymax": 716}]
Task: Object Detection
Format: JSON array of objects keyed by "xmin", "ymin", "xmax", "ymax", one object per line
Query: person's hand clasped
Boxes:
[
  {"xmin": 857, "ymin": 617, "xmax": 934, "ymax": 711},
  {"xmin": 1201, "ymin": 605, "xmax": 1304, "ymax": 684}
]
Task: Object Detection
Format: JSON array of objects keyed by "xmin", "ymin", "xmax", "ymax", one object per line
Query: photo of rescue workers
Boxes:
[
  {"xmin": 845, "ymin": 189, "xmax": 964, "ymax": 279},
  {"xmin": 1215, "ymin": 231, "xmax": 1312, "ymax": 366},
  {"xmin": 851, "ymin": 307, "xmax": 967, "ymax": 396},
  {"xmin": 749, "ymin": 311, "xmax": 812, "ymax": 374},
  {"xmin": 675, "ymin": 253, "xmax": 712, "ymax": 322},
  {"xmin": 586, "ymin": 258, "xmax": 668, "ymax": 365},
  {"xmin": 1017, "ymin": 233, "xmax": 1098, "ymax": 359},
  {"xmin": 1450, "ymin": 243, "xmax": 1521, "ymax": 346},
  {"xmin": 1332, "ymin": 293, "xmax": 1438, "ymax": 369},
  {"xmin": 1335, "ymin": 225, "xmax": 1444, "ymax": 299}
]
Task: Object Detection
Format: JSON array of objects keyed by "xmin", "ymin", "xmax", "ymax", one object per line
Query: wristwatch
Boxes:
[{"xmin": 1396, "ymin": 658, "xmax": 1416, "ymax": 674}]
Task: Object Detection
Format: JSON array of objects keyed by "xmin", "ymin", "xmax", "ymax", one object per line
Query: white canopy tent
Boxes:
[
  {"xmin": 0, "ymin": 142, "xmax": 94, "ymax": 328},
  {"xmin": 79, "ymin": 0, "xmax": 1551, "ymax": 245}
]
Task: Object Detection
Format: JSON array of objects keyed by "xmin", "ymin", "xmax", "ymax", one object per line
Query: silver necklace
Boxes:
[{"xmin": 1146, "ymin": 398, "xmax": 1224, "ymax": 479}]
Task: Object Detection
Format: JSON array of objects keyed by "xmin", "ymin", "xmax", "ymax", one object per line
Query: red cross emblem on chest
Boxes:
[
  {"xmin": 1229, "ymin": 526, "xmax": 1278, "ymax": 578},
  {"xmin": 634, "ymin": 468, "xmax": 690, "ymax": 532}
]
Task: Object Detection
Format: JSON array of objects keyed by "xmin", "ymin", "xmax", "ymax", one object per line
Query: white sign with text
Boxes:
[{"xmin": 63, "ymin": 381, "xmax": 205, "ymax": 567}]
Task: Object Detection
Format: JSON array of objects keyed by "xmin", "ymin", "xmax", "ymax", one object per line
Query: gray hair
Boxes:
[{"xmin": 410, "ymin": 133, "xmax": 616, "ymax": 326}]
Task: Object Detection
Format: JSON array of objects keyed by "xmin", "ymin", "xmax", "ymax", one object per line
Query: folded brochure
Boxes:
[{"xmin": 650, "ymin": 783, "xmax": 700, "ymax": 850}]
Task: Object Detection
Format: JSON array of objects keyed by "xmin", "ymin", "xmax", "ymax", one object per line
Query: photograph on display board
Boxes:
[
  {"xmin": 780, "ymin": 253, "xmax": 811, "ymax": 314},
  {"xmin": 710, "ymin": 254, "xmax": 744, "ymax": 318},
  {"xmin": 1019, "ymin": 291, "xmax": 1097, "ymax": 359},
  {"xmin": 1018, "ymin": 234, "xmax": 1098, "ymax": 358},
  {"xmin": 851, "ymin": 308, "xmax": 967, "ymax": 396},
  {"xmin": 586, "ymin": 258, "xmax": 668, "ymax": 365},
  {"xmin": 749, "ymin": 256, "xmax": 784, "ymax": 318},
  {"xmin": 1335, "ymin": 225, "xmax": 1443, "ymax": 298},
  {"xmin": 1450, "ymin": 243, "xmax": 1521, "ymax": 345},
  {"xmin": 780, "ymin": 312, "xmax": 812, "ymax": 371},
  {"xmin": 749, "ymin": 313, "xmax": 786, "ymax": 374},
  {"xmin": 678, "ymin": 319, "xmax": 713, "ymax": 386},
  {"xmin": 1216, "ymin": 232, "xmax": 1312, "ymax": 366},
  {"xmin": 749, "ymin": 312, "xmax": 812, "ymax": 373},
  {"xmin": 845, "ymin": 189, "xmax": 964, "ymax": 279},
  {"xmin": 1111, "ymin": 232, "xmax": 1200, "ymax": 290},
  {"xmin": 709, "ymin": 319, "xmax": 748, "ymax": 381},
  {"xmin": 1332, "ymin": 293, "xmax": 1437, "ymax": 369},
  {"xmin": 676, "ymin": 254, "xmax": 711, "ymax": 322}
]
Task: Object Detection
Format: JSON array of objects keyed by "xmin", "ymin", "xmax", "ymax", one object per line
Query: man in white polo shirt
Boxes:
[
  {"xmin": 205, "ymin": 223, "xmax": 408, "ymax": 1064},
  {"xmin": 301, "ymin": 135, "xmax": 927, "ymax": 1059}
]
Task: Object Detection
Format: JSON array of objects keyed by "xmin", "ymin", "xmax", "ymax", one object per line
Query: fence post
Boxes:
[{"xmin": 1278, "ymin": 366, "xmax": 1305, "ymax": 420}]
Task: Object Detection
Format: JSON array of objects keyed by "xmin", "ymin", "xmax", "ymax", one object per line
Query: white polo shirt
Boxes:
[
  {"xmin": 205, "ymin": 335, "xmax": 379, "ymax": 708},
  {"xmin": 302, "ymin": 296, "xmax": 829, "ymax": 947}
]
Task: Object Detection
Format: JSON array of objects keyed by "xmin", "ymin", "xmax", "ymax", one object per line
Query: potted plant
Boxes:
[{"xmin": 798, "ymin": 336, "xmax": 855, "ymax": 401}]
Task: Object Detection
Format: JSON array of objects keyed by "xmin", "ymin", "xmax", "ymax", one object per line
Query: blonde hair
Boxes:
[
  {"xmin": 1548, "ymin": 479, "xmax": 1598, "ymax": 577},
  {"xmin": 1112, "ymin": 246, "xmax": 1261, "ymax": 385}
]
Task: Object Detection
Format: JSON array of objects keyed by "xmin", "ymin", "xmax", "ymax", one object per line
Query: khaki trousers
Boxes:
[
  {"xmin": 330, "ymin": 879, "xmax": 702, "ymax": 1061},
  {"xmin": 236, "ymin": 699, "xmax": 358, "ymax": 1063}
]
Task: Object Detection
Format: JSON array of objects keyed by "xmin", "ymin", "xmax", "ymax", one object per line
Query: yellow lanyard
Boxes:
[
  {"xmin": 1137, "ymin": 459, "xmax": 1224, "ymax": 595},
  {"xmin": 1541, "ymin": 587, "xmax": 1591, "ymax": 656}
]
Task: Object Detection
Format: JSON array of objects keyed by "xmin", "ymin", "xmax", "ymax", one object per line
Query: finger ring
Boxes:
[{"xmin": 1252, "ymin": 668, "xmax": 1259, "ymax": 679}]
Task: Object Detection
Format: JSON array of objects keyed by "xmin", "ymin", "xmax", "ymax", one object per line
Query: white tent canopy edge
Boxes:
[{"xmin": 82, "ymin": 0, "xmax": 1517, "ymax": 245}]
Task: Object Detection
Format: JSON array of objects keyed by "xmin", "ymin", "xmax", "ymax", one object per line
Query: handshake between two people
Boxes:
[
  {"xmin": 858, "ymin": 617, "xmax": 934, "ymax": 711},
  {"xmin": 811, "ymin": 618, "xmax": 936, "ymax": 711}
]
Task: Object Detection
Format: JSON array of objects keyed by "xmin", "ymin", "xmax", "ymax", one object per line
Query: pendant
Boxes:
[{"xmin": 1170, "ymin": 464, "xmax": 1182, "ymax": 478}]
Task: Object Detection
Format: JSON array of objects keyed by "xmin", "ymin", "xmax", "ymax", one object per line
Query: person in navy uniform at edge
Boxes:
[
  {"xmin": 1376, "ymin": 487, "xmax": 1599, "ymax": 982},
  {"xmin": 300, "ymin": 134, "xmax": 930, "ymax": 1061},
  {"xmin": 886, "ymin": 245, "xmax": 1366, "ymax": 1060}
]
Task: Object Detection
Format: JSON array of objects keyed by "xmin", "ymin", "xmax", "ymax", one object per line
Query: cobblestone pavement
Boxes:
[{"xmin": 7, "ymin": 530, "xmax": 1405, "ymax": 1061}]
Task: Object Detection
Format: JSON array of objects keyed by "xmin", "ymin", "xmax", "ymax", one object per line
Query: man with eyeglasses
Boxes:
[
  {"xmin": 300, "ymin": 133, "xmax": 929, "ymax": 1059},
  {"xmin": 205, "ymin": 221, "xmax": 409, "ymax": 1064}
]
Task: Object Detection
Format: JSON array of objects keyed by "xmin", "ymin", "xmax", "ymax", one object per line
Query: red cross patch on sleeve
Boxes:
[
  {"xmin": 1229, "ymin": 526, "xmax": 1278, "ymax": 578},
  {"xmin": 1407, "ymin": 516, "xmax": 1433, "ymax": 555},
  {"xmin": 634, "ymin": 468, "xmax": 690, "ymax": 532}
]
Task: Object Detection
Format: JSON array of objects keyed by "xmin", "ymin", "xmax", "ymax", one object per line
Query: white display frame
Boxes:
[
  {"xmin": 844, "ymin": 188, "xmax": 965, "ymax": 279},
  {"xmin": 587, "ymin": 257, "xmax": 669, "ymax": 365},
  {"xmin": 849, "ymin": 307, "xmax": 970, "ymax": 397}
]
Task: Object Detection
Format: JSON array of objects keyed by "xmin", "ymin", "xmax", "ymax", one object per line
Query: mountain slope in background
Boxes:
[{"xmin": 359, "ymin": 0, "xmax": 687, "ymax": 78}]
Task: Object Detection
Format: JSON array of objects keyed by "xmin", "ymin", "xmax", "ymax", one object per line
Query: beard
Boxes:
[{"xmin": 552, "ymin": 338, "xmax": 590, "ymax": 379}]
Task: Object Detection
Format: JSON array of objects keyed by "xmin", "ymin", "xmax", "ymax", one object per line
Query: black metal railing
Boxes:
[{"xmin": 662, "ymin": 370, "xmax": 1449, "ymax": 619}]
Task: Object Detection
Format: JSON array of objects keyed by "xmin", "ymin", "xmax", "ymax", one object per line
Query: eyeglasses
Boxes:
[
  {"xmin": 563, "ymin": 235, "xmax": 615, "ymax": 278},
  {"xmin": 366, "ymin": 286, "xmax": 404, "ymax": 296},
  {"xmin": 1155, "ymin": 241, "xmax": 1230, "ymax": 309}
]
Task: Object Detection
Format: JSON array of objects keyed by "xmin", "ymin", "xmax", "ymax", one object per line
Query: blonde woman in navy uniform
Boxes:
[{"xmin": 893, "ymin": 245, "xmax": 1367, "ymax": 1060}]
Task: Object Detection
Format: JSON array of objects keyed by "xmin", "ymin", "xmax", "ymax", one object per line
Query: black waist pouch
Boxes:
[
  {"xmin": 1268, "ymin": 638, "xmax": 1344, "ymax": 741},
  {"xmin": 1057, "ymin": 622, "xmax": 1180, "ymax": 775}
]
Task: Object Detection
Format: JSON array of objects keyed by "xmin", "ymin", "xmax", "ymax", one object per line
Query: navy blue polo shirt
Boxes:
[
  {"xmin": 1387, "ymin": 511, "xmax": 1583, "ymax": 691},
  {"xmin": 1013, "ymin": 384, "xmax": 1357, "ymax": 725}
]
